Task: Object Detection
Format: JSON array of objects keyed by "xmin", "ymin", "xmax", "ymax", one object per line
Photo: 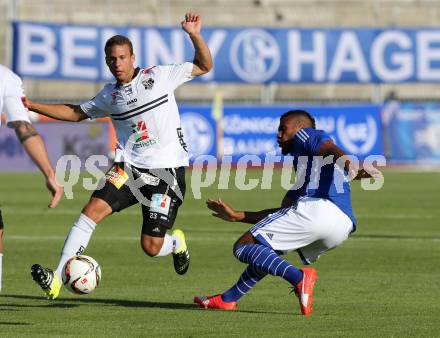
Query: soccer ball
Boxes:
[{"xmin": 62, "ymin": 255, "xmax": 101, "ymax": 294}]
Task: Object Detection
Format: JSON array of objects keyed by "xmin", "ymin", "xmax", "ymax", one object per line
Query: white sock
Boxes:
[
  {"xmin": 55, "ymin": 213, "xmax": 97, "ymax": 279},
  {"xmin": 0, "ymin": 253, "xmax": 3, "ymax": 292},
  {"xmin": 154, "ymin": 234, "xmax": 181, "ymax": 257}
]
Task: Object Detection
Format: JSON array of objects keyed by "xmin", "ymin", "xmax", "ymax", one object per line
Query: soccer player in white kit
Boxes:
[
  {"xmin": 26, "ymin": 12, "xmax": 212, "ymax": 299},
  {"xmin": 0, "ymin": 64, "xmax": 63, "ymax": 292},
  {"xmin": 195, "ymin": 110, "xmax": 374, "ymax": 315}
]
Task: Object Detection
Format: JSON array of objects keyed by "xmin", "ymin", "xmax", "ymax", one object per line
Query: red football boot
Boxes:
[
  {"xmin": 194, "ymin": 294, "xmax": 237, "ymax": 310},
  {"xmin": 295, "ymin": 267, "xmax": 317, "ymax": 316}
]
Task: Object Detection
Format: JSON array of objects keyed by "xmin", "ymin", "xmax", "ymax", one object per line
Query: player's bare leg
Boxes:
[
  {"xmin": 31, "ymin": 197, "xmax": 112, "ymax": 299},
  {"xmin": 141, "ymin": 229, "xmax": 190, "ymax": 275}
]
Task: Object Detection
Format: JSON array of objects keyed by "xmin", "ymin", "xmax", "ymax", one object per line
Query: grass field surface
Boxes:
[{"xmin": 0, "ymin": 170, "xmax": 439, "ymax": 337}]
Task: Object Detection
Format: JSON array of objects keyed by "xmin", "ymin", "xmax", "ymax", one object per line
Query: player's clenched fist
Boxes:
[{"xmin": 181, "ymin": 12, "xmax": 202, "ymax": 36}]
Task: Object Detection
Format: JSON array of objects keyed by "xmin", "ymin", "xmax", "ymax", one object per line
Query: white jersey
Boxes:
[
  {"xmin": 0, "ymin": 64, "xmax": 30, "ymax": 128},
  {"xmin": 80, "ymin": 62, "xmax": 194, "ymax": 169}
]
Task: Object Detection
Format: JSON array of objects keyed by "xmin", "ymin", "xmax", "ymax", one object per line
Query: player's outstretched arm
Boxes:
[
  {"xmin": 317, "ymin": 140, "xmax": 375, "ymax": 180},
  {"xmin": 24, "ymin": 98, "xmax": 88, "ymax": 122},
  {"xmin": 9, "ymin": 121, "xmax": 63, "ymax": 208},
  {"xmin": 207, "ymin": 198, "xmax": 280, "ymax": 224},
  {"xmin": 181, "ymin": 12, "xmax": 213, "ymax": 76}
]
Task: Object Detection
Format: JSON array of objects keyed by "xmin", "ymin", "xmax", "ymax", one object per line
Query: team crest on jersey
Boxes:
[
  {"xmin": 131, "ymin": 121, "xmax": 157, "ymax": 148},
  {"xmin": 142, "ymin": 78, "xmax": 154, "ymax": 90}
]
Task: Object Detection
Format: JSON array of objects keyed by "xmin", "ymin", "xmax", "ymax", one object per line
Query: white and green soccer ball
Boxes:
[{"xmin": 62, "ymin": 255, "xmax": 101, "ymax": 294}]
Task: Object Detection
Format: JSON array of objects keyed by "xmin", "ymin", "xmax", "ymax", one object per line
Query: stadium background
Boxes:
[
  {"xmin": 0, "ymin": 1, "xmax": 439, "ymax": 337},
  {"xmin": 1, "ymin": 0, "xmax": 440, "ymax": 167}
]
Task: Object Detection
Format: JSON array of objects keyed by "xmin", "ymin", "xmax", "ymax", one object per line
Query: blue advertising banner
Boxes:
[
  {"xmin": 180, "ymin": 104, "xmax": 383, "ymax": 161},
  {"xmin": 1, "ymin": 106, "xmax": 383, "ymax": 171},
  {"xmin": 382, "ymin": 102, "xmax": 440, "ymax": 163},
  {"xmin": 0, "ymin": 122, "xmax": 109, "ymax": 171},
  {"xmin": 12, "ymin": 21, "xmax": 440, "ymax": 83}
]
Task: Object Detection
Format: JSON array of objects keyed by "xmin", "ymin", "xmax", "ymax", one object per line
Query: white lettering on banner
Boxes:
[
  {"xmin": 101, "ymin": 29, "xmax": 141, "ymax": 80},
  {"xmin": 230, "ymin": 29, "xmax": 280, "ymax": 83},
  {"xmin": 61, "ymin": 27, "xmax": 98, "ymax": 79},
  {"xmin": 328, "ymin": 31, "xmax": 370, "ymax": 82},
  {"xmin": 18, "ymin": 23, "xmax": 58, "ymax": 75},
  {"xmin": 371, "ymin": 31, "xmax": 413, "ymax": 82},
  {"xmin": 223, "ymin": 115, "xmax": 278, "ymax": 134},
  {"xmin": 146, "ymin": 30, "xmax": 184, "ymax": 66},
  {"xmin": 336, "ymin": 115, "xmax": 377, "ymax": 155},
  {"xmin": 223, "ymin": 137, "xmax": 277, "ymax": 155},
  {"xmin": 14, "ymin": 22, "xmax": 440, "ymax": 83},
  {"xmin": 417, "ymin": 31, "xmax": 440, "ymax": 81},
  {"xmin": 315, "ymin": 116, "xmax": 335, "ymax": 134},
  {"xmin": 288, "ymin": 31, "xmax": 326, "ymax": 81},
  {"xmin": 200, "ymin": 30, "xmax": 227, "ymax": 81}
]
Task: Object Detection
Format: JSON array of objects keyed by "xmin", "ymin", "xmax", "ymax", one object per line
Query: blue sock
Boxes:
[
  {"xmin": 221, "ymin": 265, "xmax": 266, "ymax": 302},
  {"xmin": 234, "ymin": 244, "xmax": 303, "ymax": 286}
]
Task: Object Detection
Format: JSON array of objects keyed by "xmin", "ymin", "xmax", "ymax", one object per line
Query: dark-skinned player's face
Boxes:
[
  {"xmin": 277, "ymin": 116, "xmax": 302, "ymax": 155},
  {"xmin": 105, "ymin": 44, "xmax": 135, "ymax": 84}
]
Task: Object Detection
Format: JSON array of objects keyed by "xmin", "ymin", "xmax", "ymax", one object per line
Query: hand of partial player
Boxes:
[
  {"xmin": 351, "ymin": 167, "xmax": 381, "ymax": 180},
  {"xmin": 181, "ymin": 12, "xmax": 202, "ymax": 36},
  {"xmin": 46, "ymin": 175, "xmax": 63, "ymax": 208},
  {"xmin": 206, "ymin": 198, "xmax": 244, "ymax": 222},
  {"xmin": 22, "ymin": 96, "xmax": 31, "ymax": 110}
]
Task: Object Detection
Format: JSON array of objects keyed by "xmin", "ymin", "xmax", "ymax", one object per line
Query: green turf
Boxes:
[{"xmin": 0, "ymin": 170, "xmax": 439, "ymax": 337}]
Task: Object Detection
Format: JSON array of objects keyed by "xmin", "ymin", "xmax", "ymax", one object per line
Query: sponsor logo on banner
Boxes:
[
  {"xmin": 180, "ymin": 112, "xmax": 214, "ymax": 157},
  {"xmin": 230, "ymin": 29, "xmax": 280, "ymax": 83},
  {"xmin": 336, "ymin": 115, "xmax": 377, "ymax": 155}
]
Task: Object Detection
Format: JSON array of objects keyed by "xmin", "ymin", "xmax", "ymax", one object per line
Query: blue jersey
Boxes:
[{"xmin": 285, "ymin": 128, "xmax": 357, "ymax": 228}]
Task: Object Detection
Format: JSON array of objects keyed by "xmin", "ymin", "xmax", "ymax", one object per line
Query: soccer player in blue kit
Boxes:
[{"xmin": 195, "ymin": 110, "xmax": 374, "ymax": 315}]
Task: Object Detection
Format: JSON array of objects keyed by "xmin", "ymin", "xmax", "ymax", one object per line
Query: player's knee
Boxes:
[
  {"xmin": 81, "ymin": 198, "xmax": 112, "ymax": 223},
  {"xmin": 233, "ymin": 231, "xmax": 256, "ymax": 251},
  {"xmin": 140, "ymin": 236, "xmax": 163, "ymax": 257}
]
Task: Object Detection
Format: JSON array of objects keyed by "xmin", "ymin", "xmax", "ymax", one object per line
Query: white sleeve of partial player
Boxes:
[
  {"xmin": 3, "ymin": 70, "xmax": 31, "ymax": 126},
  {"xmin": 157, "ymin": 62, "xmax": 194, "ymax": 90},
  {"xmin": 79, "ymin": 90, "xmax": 108, "ymax": 119}
]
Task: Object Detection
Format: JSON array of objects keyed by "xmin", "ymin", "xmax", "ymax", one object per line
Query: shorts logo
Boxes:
[
  {"xmin": 142, "ymin": 78, "xmax": 154, "ymax": 90},
  {"xmin": 106, "ymin": 165, "xmax": 129, "ymax": 189},
  {"xmin": 151, "ymin": 226, "xmax": 161, "ymax": 233},
  {"xmin": 150, "ymin": 194, "xmax": 171, "ymax": 215},
  {"xmin": 266, "ymin": 233, "xmax": 274, "ymax": 240}
]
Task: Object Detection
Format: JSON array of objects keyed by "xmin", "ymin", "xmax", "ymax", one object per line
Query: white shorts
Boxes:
[{"xmin": 250, "ymin": 197, "xmax": 353, "ymax": 264}]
